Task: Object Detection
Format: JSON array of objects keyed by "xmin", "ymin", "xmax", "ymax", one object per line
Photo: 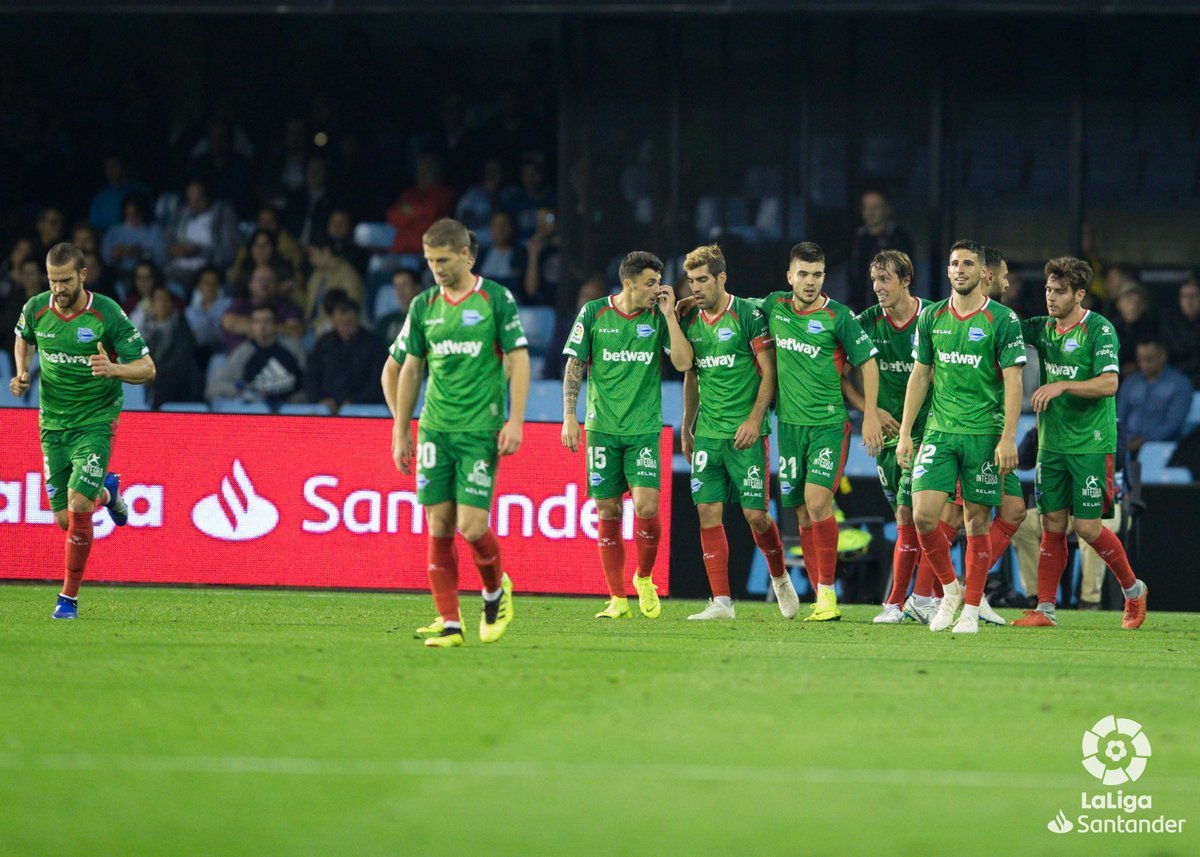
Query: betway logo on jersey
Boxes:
[
  {"xmin": 937, "ymin": 350, "xmax": 983, "ymax": 368},
  {"xmin": 42, "ymin": 352, "xmax": 92, "ymax": 366},
  {"xmin": 776, "ymin": 337, "xmax": 821, "ymax": 358},
  {"xmin": 695, "ymin": 354, "xmax": 736, "ymax": 369},
  {"xmin": 429, "ymin": 340, "xmax": 483, "ymax": 358},
  {"xmin": 601, "ymin": 348, "xmax": 654, "ymax": 364},
  {"xmin": 1045, "ymin": 362, "xmax": 1080, "ymax": 379}
]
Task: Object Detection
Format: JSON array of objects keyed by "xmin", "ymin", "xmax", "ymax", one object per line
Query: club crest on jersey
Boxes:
[
  {"xmin": 690, "ymin": 478, "xmax": 702, "ymax": 493},
  {"xmin": 913, "ymin": 466, "xmax": 927, "ymax": 480},
  {"xmin": 590, "ymin": 472, "xmax": 605, "ymax": 487},
  {"xmin": 806, "ymin": 320, "xmax": 825, "ymax": 334},
  {"xmin": 1064, "ymin": 338, "xmax": 1080, "ymax": 353},
  {"xmin": 461, "ymin": 309, "xmax": 483, "ymax": 327},
  {"xmin": 636, "ymin": 323, "xmax": 654, "ymax": 338},
  {"xmin": 717, "ymin": 327, "xmax": 734, "ymax": 342},
  {"xmin": 967, "ymin": 327, "xmax": 986, "ymax": 342},
  {"xmin": 77, "ymin": 327, "xmax": 96, "ymax": 343}
]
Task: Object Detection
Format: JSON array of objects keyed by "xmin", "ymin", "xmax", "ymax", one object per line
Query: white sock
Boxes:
[
  {"xmin": 1037, "ymin": 601, "xmax": 1056, "ymax": 618},
  {"xmin": 912, "ymin": 595, "xmax": 933, "ymax": 607},
  {"xmin": 960, "ymin": 604, "xmax": 980, "ymax": 620},
  {"xmin": 443, "ymin": 620, "xmax": 462, "ymax": 631},
  {"xmin": 944, "ymin": 579, "xmax": 964, "ymax": 594},
  {"xmin": 817, "ymin": 583, "xmax": 834, "ymax": 594},
  {"xmin": 482, "ymin": 587, "xmax": 502, "ymax": 601},
  {"xmin": 1122, "ymin": 580, "xmax": 1145, "ymax": 600},
  {"xmin": 714, "ymin": 595, "xmax": 733, "ymax": 607}
]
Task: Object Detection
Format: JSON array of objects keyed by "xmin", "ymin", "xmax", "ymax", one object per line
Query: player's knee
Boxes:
[
  {"xmin": 1002, "ymin": 500, "xmax": 1027, "ymax": 527},
  {"xmin": 743, "ymin": 508, "xmax": 771, "ymax": 532},
  {"xmin": 896, "ymin": 505, "xmax": 914, "ymax": 526},
  {"xmin": 595, "ymin": 498, "xmax": 623, "ymax": 520},
  {"xmin": 633, "ymin": 498, "xmax": 658, "ymax": 518},
  {"xmin": 696, "ymin": 503, "xmax": 723, "ymax": 529},
  {"xmin": 1074, "ymin": 518, "xmax": 1102, "ymax": 543},
  {"xmin": 913, "ymin": 506, "xmax": 940, "ymax": 534}
]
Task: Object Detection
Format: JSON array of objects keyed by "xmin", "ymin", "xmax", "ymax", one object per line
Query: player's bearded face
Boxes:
[
  {"xmin": 424, "ymin": 243, "xmax": 470, "ymax": 289},
  {"xmin": 687, "ymin": 268, "xmax": 722, "ymax": 310},
  {"xmin": 947, "ymin": 251, "xmax": 982, "ymax": 295},
  {"xmin": 47, "ymin": 263, "xmax": 84, "ymax": 309},
  {"xmin": 788, "ymin": 261, "xmax": 825, "ymax": 305}
]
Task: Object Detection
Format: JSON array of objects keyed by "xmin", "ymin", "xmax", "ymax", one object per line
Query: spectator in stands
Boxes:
[
  {"xmin": 230, "ymin": 206, "xmax": 305, "ymax": 281},
  {"xmin": 35, "ymin": 207, "xmax": 66, "ymax": 254},
  {"xmin": 434, "ymin": 92, "xmax": 481, "ymax": 192},
  {"xmin": 207, "ymin": 304, "xmax": 305, "ymax": 409},
  {"xmin": 848, "ymin": 189, "xmax": 915, "ymax": 311},
  {"xmin": 475, "ymin": 211, "xmax": 526, "ymax": 292},
  {"xmin": 87, "ymin": 153, "xmax": 149, "ymax": 232},
  {"xmin": 1161, "ymin": 275, "xmax": 1200, "ymax": 388},
  {"xmin": 304, "ymin": 293, "xmax": 387, "ymax": 413},
  {"xmin": 221, "ymin": 264, "xmax": 304, "ymax": 351},
  {"xmin": 187, "ymin": 118, "xmax": 253, "ymax": 216},
  {"xmin": 522, "ymin": 206, "xmax": 560, "ymax": 306},
  {"xmin": 142, "ymin": 285, "xmax": 201, "ymax": 408},
  {"xmin": 374, "ymin": 268, "xmax": 420, "ymax": 345},
  {"xmin": 82, "ymin": 249, "xmax": 119, "ymax": 302},
  {"xmin": 227, "ymin": 228, "xmax": 300, "ymax": 298},
  {"xmin": 303, "ymin": 235, "xmax": 365, "ymax": 337},
  {"xmin": 324, "ymin": 207, "xmax": 367, "ymax": 274},
  {"xmin": 101, "ymin": 191, "xmax": 164, "ymax": 274},
  {"xmin": 455, "ymin": 156, "xmax": 507, "ymax": 233},
  {"xmin": 0, "ymin": 247, "xmax": 38, "ymax": 352},
  {"xmin": 71, "ymin": 222, "xmax": 101, "ymax": 257},
  {"xmin": 1111, "ymin": 280, "xmax": 1157, "ymax": 375},
  {"xmin": 547, "ymin": 272, "xmax": 606, "ymax": 379},
  {"xmin": 1118, "ymin": 339, "xmax": 1192, "ymax": 454},
  {"xmin": 256, "ymin": 116, "xmax": 308, "ymax": 210},
  {"xmin": 505, "ymin": 154, "xmax": 556, "ymax": 240},
  {"xmin": 164, "ymin": 178, "xmax": 241, "ymax": 286},
  {"xmin": 185, "ymin": 265, "xmax": 231, "ymax": 373},
  {"xmin": 123, "ymin": 261, "xmax": 163, "ymax": 332},
  {"xmin": 1, "ymin": 236, "xmax": 35, "ymax": 284},
  {"xmin": 282, "ymin": 152, "xmax": 333, "ymax": 245},
  {"xmin": 386, "ymin": 153, "xmax": 457, "ymax": 253}
]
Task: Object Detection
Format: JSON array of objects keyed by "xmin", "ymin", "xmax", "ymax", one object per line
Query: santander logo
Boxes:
[{"xmin": 191, "ymin": 459, "xmax": 279, "ymax": 542}]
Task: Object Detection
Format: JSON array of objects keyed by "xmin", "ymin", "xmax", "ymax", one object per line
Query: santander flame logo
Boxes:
[{"xmin": 191, "ymin": 459, "xmax": 279, "ymax": 542}]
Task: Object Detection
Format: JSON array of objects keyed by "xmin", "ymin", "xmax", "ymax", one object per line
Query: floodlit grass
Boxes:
[{"xmin": 1, "ymin": 584, "xmax": 1197, "ymax": 856}]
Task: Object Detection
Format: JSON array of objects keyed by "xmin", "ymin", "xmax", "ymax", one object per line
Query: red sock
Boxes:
[
  {"xmin": 466, "ymin": 528, "xmax": 503, "ymax": 591},
  {"xmin": 799, "ymin": 526, "xmax": 818, "ymax": 592},
  {"xmin": 937, "ymin": 518, "xmax": 959, "ymax": 546},
  {"xmin": 597, "ymin": 518, "xmax": 626, "ymax": 597},
  {"xmin": 427, "ymin": 535, "xmax": 460, "ymax": 622},
  {"xmin": 888, "ymin": 524, "xmax": 920, "ymax": 605},
  {"xmin": 917, "ymin": 527, "xmax": 957, "ymax": 586},
  {"xmin": 63, "ymin": 510, "xmax": 93, "ymax": 599},
  {"xmin": 913, "ymin": 554, "xmax": 933, "ymax": 598},
  {"xmin": 752, "ymin": 521, "xmax": 787, "ymax": 578},
  {"xmin": 1088, "ymin": 528, "xmax": 1137, "ymax": 590},
  {"xmin": 964, "ymin": 534, "xmax": 991, "ymax": 607},
  {"xmin": 989, "ymin": 518, "xmax": 1019, "ymax": 567},
  {"xmin": 811, "ymin": 516, "xmax": 839, "ymax": 587},
  {"xmin": 634, "ymin": 514, "xmax": 660, "ymax": 578},
  {"xmin": 932, "ymin": 576, "xmax": 944, "ymax": 598},
  {"xmin": 700, "ymin": 525, "xmax": 730, "ymax": 598},
  {"xmin": 1036, "ymin": 530, "xmax": 1069, "ymax": 605}
]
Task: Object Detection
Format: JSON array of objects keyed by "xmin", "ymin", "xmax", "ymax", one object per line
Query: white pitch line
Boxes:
[{"xmin": 0, "ymin": 753, "xmax": 1195, "ymax": 792}]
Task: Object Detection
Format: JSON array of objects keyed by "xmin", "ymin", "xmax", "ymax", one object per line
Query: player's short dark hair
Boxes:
[
  {"xmin": 324, "ymin": 288, "xmax": 360, "ymax": 317},
  {"xmin": 46, "ymin": 242, "xmax": 85, "ymax": 272},
  {"xmin": 789, "ymin": 242, "xmax": 825, "ymax": 265},
  {"xmin": 423, "ymin": 218, "xmax": 471, "ymax": 252},
  {"xmin": 194, "ymin": 264, "xmax": 224, "ymax": 288},
  {"xmin": 684, "ymin": 244, "xmax": 726, "ymax": 277},
  {"xmin": 983, "ymin": 246, "xmax": 1005, "ymax": 271},
  {"xmin": 618, "ymin": 251, "xmax": 664, "ymax": 283},
  {"xmin": 949, "ymin": 239, "xmax": 983, "ymax": 261},
  {"xmin": 869, "ymin": 249, "xmax": 914, "ymax": 285},
  {"xmin": 1043, "ymin": 256, "xmax": 1092, "ymax": 294},
  {"xmin": 468, "ymin": 230, "xmax": 479, "ymax": 262}
]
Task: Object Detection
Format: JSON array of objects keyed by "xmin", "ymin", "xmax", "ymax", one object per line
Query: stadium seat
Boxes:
[
  {"xmin": 211, "ymin": 397, "xmax": 271, "ymax": 414},
  {"xmin": 525, "ymin": 379, "xmax": 565, "ymax": 422},
  {"xmin": 354, "ymin": 222, "xmax": 397, "ymax": 250},
  {"xmin": 1186, "ymin": 392, "xmax": 1200, "ymax": 435},
  {"xmin": 159, "ymin": 402, "xmax": 209, "ymax": 412},
  {"xmin": 0, "ymin": 350, "xmax": 11, "ymax": 380},
  {"xmin": 527, "ymin": 354, "xmax": 546, "ymax": 380},
  {"xmin": 338, "ymin": 404, "xmax": 391, "ymax": 418},
  {"xmin": 661, "ymin": 381, "xmax": 684, "ymax": 432},
  {"xmin": 122, "ymin": 383, "xmax": 149, "ymax": 411},
  {"xmin": 518, "ymin": 306, "xmax": 557, "ymax": 355},
  {"xmin": 842, "ymin": 438, "xmax": 877, "ymax": 479},
  {"xmin": 278, "ymin": 402, "xmax": 333, "ymax": 416},
  {"xmin": 1138, "ymin": 441, "xmax": 1192, "ymax": 484}
]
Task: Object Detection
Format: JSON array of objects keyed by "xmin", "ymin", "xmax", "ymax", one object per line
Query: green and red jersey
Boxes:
[
  {"xmin": 16, "ymin": 290, "xmax": 148, "ymax": 430},
  {"xmin": 562, "ymin": 295, "xmax": 670, "ymax": 435},
  {"xmin": 857, "ymin": 298, "xmax": 932, "ymax": 447},
  {"xmin": 1021, "ymin": 310, "xmax": 1119, "ymax": 454},
  {"xmin": 914, "ymin": 296, "xmax": 1026, "ymax": 435},
  {"xmin": 391, "ymin": 275, "xmax": 528, "ymax": 433},
  {"xmin": 681, "ymin": 293, "xmax": 773, "ymax": 439},
  {"xmin": 761, "ymin": 292, "xmax": 877, "ymax": 426}
]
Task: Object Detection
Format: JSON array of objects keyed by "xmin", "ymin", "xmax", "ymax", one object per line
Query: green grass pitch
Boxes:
[{"xmin": 1, "ymin": 584, "xmax": 1197, "ymax": 856}]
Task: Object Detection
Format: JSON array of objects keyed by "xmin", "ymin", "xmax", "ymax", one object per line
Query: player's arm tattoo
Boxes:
[{"xmin": 563, "ymin": 356, "xmax": 585, "ymax": 417}]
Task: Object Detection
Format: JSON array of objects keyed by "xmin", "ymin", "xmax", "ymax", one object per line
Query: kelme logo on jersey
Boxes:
[
  {"xmin": 77, "ymin": 327, "xmax": 96, "ymax": 343},
  {"xmin": 806, "ymin": 320, "xmax": 825, "ymax": 334},
  {"xmin": 968, "ymin": 327, "xmax": 986, "ymax": 342},
  {"xmin": 776, "ymin": 337, "xmax": 821, "ymax": 358},
  {"xmin": 601, "ymin": 348, "xmax": 654, "ymax": 364},
  {"xmin": 695, "ymin": 354, "xmax": 736, "ymax": 369},
  {"xmin": 461, "ymin": 309, "xmax": 483, "ymax": 326},
  {"xmin": 429, "ymin": 340, "xmax": 483, "ymax": 358},
  {"xmin": 1046, "ymin": 362, "xmax": 1080, "ymax": 379},
  {"xmin": 937, "ymin": 350, "xmax": 983, "ymax": 368},
  {"xmin": 717, "ymin": 327, "xmax": 734, "ymax": 342},
  {"xmin": 636, "ymin": 323, "xmax": 654, "ymax": 338},
  {"xmin": 1064, "ymin": 338, "xmax": 1080, "ymax": 353},
  {"xmin": 42, "ymin": 352, "xmax": 91, "ymax": 366}
]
